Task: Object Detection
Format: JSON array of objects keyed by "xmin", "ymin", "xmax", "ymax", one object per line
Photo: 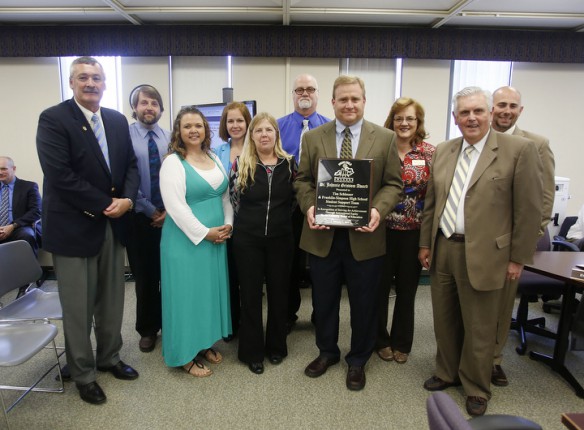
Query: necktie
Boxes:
[
  {"xmin": 147, "ymin": 130, "xmax": 164, "ymax": 209},
  {"xmin": 0, "ymin": 185, "xmax": 9, "ymax": 226},
  {"xmin": 440, "ymin": 145, "xmax": 475, "ymax": 238},
  {"xmin": 340, "ymin": 127, "xmax": 353, "ymax": 159},
  {"xmin": 298, "ymin": 119, "xmax": 309, "ymax": 162},
  {"xmin": 91, "ymin": 114, "xmax": 110, "ymax": 170}
]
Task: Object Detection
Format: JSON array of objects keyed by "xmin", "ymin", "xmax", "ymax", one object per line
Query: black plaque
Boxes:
[{"xmin": 315, "ymin": 158, "xmax": 373, "ymax": 228}]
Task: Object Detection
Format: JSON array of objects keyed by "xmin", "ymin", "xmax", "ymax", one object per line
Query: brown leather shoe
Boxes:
[
  {"xmin": 139, "ymin": 335, "xmax": 157, "ymax": 352},
  {"xmin": 346, "ymin": 366, "xmax": 366, "ymax": 391},
  {"xmin": 423, "ymin": 375, "xmax": 461, "ymax": 391},
  {"xmin": 491, "ymin": 365, "xmax": 508, "ymax": 386},
  {"xmin": 377, "ymin": 347, "xmax": 394, "ymax": 361},
  {"xmin": 466, "ymin": 396, "xmax": 488, "ymax": 416},
  {"xmin": 304, "ymin": 356, "xmax": 340, "ymax": 378},
  {"xmin": 393, "ymin": 350, "xmax": 409, "ymax": 364}
]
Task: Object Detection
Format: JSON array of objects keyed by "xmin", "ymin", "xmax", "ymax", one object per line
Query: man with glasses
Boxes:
[
  {"xmin": 490, "ymin": 85, "xmax": 555, "ymax": 387},
  {"xmin": 278, "ymin": 74, "xmax": 331, "ymax": 333}
]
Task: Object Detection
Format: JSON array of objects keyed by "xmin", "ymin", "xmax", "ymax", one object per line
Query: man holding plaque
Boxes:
[{"xmin": 295, "ymin": 75, "xmax": 402, "ymax": 391}]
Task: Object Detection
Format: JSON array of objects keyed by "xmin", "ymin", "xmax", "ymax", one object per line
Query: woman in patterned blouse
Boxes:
[{"xmin": 376, "ymin": 97, "xmax": 435, "ymax": 364}]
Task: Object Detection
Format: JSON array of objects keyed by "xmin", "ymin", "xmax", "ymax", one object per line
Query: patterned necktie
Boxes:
[
  {"xmin": 0, "ymin": 185, "xmax": 9, "ymax": 226},
  {"xmin": 91, "ymin": 114, "xmax": 110, "ymax": 170},
  {"xmin": 298, "ymin": 119, "xmax": 310, "ymax": 163},
  {"xmin": 147, "ymin": 130, "xmax": 164, "ymax": 209},
  {"xmin": 340, "ymin": 127, "xmax": 353, "ymax": 159},
  {"xmin": 440, "ymin": 145, "xmax": 475, "ymax": 238}
]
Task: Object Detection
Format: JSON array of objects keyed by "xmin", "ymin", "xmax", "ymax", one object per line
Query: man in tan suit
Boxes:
[
  {"xmin": 295, "ymin": 75, "xmax": 402, "ymax": 391},
  {"xmin": 490, "ymin": 85, "xmax": 555, "ymax": 387},
  {"xmin": 419, "ymin": 87, "xmax": 542, "ymax": 416}
]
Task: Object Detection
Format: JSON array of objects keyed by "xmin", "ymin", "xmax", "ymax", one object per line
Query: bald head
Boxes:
[
  {"xmin": 292, "ymin": 74, "xmax": 319, "ymax": 116},
  {"xmin": 0, "ymin": 156, "xmax": 16, "ymax": 185},
  {"xmin": 491, "ymin": 86, "xmax": 524, "ymax": 133}
]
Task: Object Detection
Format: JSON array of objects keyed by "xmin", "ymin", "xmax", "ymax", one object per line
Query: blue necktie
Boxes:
[
  {"xmin": 0, "ymin": 185, "xmax": 9, "ymax": 226},
  {"xmin": 147, "ymin": 130, "xmax": 164, "ymax": 209},
  {"xmin": 91, "ymin": 114, "xmax": 110, "ymax": 170}
]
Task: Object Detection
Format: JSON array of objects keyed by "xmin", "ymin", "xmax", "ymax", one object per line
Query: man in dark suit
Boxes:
[
  {"xmin": 419, "ymin": 87, "xmax": 543, "ymax": 416},
  {"xmin": 0, "ymin": 156, "xmax": 41, "ymax": 254},
  {"xmin": 295, "ymin": 75, "xmax": 402, "ymax": 391},
  {"xmin": 490, "ymin": 85, "xmax": 556, "ymax": 387},
  {"xmin": 36, "ymin": 56, "xmax": 140, "ymax": 405}
]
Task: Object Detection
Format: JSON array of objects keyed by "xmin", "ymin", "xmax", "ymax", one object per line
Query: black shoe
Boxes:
[
  {"xmin": 346, "ymin": 366, "xmax": 366, "ymax": 391},
  {"xmin": 268, "ymin": 354, "xmax": 283, "ymax": 365},
  {"xmin": 139, "ymin": 335, "xmax": 157, "ymax": 353},
  {"xmin": 56, "ymin": 363, "xmax": 71, "ymax": 382},
  {"xmin": 423, "ymin": 375, "xmax": 461, "ymax": 391},
  {"xmin": 77, "ymin": 381, "xmax": 106, "ymax": 405},
  {"xmin": 304, "ymin": 356, "xmax": 340, "ymax": 378},
  {"xmin": 248, "ymin": 362, "xmax": 264, "ymax": 374},
  {"xmin": 97, "ymin": 361, "xmax": 139, "ymax": 380}
]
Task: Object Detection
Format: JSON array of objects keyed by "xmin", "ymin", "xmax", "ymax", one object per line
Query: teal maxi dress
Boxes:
[{"xmin": 160, "ymin": 155, "xmax": 232, "ymax": 367}]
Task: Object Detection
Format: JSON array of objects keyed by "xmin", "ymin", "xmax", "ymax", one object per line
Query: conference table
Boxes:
[{"xmin": 523, "ymin": 251, "xmax": 584, "ymax": 398}]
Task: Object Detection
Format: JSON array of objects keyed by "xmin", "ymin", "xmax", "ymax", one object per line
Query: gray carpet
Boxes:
[{"xmin": 1, "ymin": 281, "xmax": 582, "ymax": 430}]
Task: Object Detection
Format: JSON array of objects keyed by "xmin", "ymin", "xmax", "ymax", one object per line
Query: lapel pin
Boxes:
[{"xmin": 82, "ymin": 126, "xmax": 87, "ymax": 131}]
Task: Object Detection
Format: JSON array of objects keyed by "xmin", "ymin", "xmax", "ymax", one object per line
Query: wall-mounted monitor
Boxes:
[{"xmin": 191, "ymin": 100, "xmax": 257, "ymax": 149}]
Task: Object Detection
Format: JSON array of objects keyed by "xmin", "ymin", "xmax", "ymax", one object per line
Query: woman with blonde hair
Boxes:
[
  {"xmin": 159, "ymin": 106, "xmax": 233, "ymax": 377},
  {"xmin": 229, "ymin": 112, "xmax": 297, "ymax": 374}
]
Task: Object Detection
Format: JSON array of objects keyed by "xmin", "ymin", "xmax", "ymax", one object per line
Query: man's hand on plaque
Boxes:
[
  {"xmin": 307, "ymin": 206, "xmax": 330, "ymax": 230},
  {"xmin": 355, "ymin": 207, "xmax": 380, "ymax": 233}
]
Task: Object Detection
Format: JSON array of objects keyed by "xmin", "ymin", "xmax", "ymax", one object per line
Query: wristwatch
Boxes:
[{"xmin": 126, "ymin": 198, "xmax": 134, "ymax": 211}]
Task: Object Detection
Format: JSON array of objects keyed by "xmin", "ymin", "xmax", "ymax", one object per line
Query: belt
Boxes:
[{"xmin": 439, "ymin": 229, "xmax": 465, "ymax": 242}]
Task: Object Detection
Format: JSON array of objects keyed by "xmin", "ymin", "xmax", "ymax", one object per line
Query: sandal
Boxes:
[
  {"xmin": 183, "ymin": 359, "xmax": 212, "ymax": 378},
  {"xmin": 201, "ymin": 348, "xmax": 223, "ymax": 364}
]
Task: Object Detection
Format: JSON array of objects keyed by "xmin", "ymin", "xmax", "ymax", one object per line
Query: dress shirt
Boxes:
[
  {"xmin": 335, "ymin": 119, "xmax": 363, "ymax": 158},
  {"xmin": 277, "ymin": 111, "xmax": 331, "ymax": 160},
  {"xmin": 453, "ymin": 131, "xmax": 489, "ymax": 234},
  {"xmin": 0, "ymin": 179, "xmax": 15, "ymax": 224},
  {"xmin": 159, "ymin": 153, "xmax": 233, "ymax": 246},
  {"xmin": 129, "ymin": 122, "xmax": 171, "ymax": 217}
]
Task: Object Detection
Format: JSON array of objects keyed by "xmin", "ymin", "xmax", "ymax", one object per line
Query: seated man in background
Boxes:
[
  {"xmin": 566, "ymin": 204, "xmax": 584, "ymax": 250},
  {"xmin": 0, "ymin": 156, "xmax": 42, "ymax": 254}
]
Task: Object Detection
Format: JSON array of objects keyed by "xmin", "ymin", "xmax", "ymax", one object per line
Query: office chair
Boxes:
[
  {"xmin": 0, "ymin": 321, "xmax": 63, "ymax": 430},
  {"xmin": 427, "ymin": 392, "xmax": 542, "ymax": 430},
  {"xmin": 512, "ymin": 228, "xmax": 565, "ymax": 355}
]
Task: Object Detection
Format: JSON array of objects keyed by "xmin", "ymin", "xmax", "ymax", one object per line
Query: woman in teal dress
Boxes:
[{"xmin": 159, "ymin": 106, "xmax": 233, "ymax": 377}]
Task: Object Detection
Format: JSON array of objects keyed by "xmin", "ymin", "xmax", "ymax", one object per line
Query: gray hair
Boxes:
[
  {"xmin": 452, "ymin": 86, "xmax": 492, "ymax": 113},
  {"xmin": 69, "ymin": 56, "xmax": 105, "ymax": 79}
]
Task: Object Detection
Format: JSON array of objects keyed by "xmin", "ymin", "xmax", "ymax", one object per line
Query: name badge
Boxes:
[{"xmin": 412, "ymin": 159, "xmax": 426, "ymax": 166}]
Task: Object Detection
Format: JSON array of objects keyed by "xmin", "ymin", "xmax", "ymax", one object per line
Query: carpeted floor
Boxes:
[{"xmin": 0, "ymin": 281, "xmax": 582, "ymax": 430}]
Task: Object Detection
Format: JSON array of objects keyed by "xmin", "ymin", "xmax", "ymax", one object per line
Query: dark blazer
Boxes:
[
  {"xmin": 36, "ymin": 98, "xmax": 139, "ymax": 257},
  {"xmin": 420, "ymin": 131, "xmax": 543, "ymax": 291},
  {"xmin": 294, "ymin": 119, "xmax": 403, "ymax": 261},
  {"xmin": 12, "ymin": 177, "xmax": 41, "ymax": 227}
]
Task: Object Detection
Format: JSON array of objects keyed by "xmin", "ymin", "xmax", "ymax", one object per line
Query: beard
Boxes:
[
  {"xmin": 138, "ymin": 112, "xmax": 161, "ymax": 125},
  {"xmin": 298, "ymin": 99, "xmax": 312, "ymax": 110}
]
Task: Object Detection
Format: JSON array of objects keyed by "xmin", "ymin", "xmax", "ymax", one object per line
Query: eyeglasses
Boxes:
[
  {"xmin": 293, "ymin": 87, "xmax": 317, "ymax": 95},
  {"xmin": 393, "ymin": 116, "xmax": 417, "ymax": 124}
]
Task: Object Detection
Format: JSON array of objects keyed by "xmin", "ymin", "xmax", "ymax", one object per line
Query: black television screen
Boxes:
[{"xmin": 192, "ymin": 100, "xmax": 257, "ymax": 149}]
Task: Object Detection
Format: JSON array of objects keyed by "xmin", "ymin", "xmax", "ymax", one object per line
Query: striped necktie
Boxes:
[
  {"xmin": 298, "ymin": 119, "xmax": 309, "ymax": 162},
  {"xmin": 340, "ymin": 127, "xmax": 352, "ymax": 159},
  {"xmin": 91, "ymin": 114, "xmax": 110, "ymax": 170},
  {"xmin": 0, "ymin": 185, "xmax": 9, "ymax": 226},
  {"xmin": 440, "ymin": 145, "xmax": 475, "ymax": 238},
  {"xmin": 147, "ymin": 130, "xmax": 164, "ymax": 209}
]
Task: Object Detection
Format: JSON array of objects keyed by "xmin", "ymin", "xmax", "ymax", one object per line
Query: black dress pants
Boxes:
[
  {"xmin": 234, "ymin": 230, "xmax": 293, "ymax": 363},
  {"xmin": 126, "ymin": 213, "xmax": 162, "ymax": 337},
  {"xmin": 376, "ymin": 228, "xmax": 422, "ymax": 353},
  {"xmin": 309, "ymin": 229, "xmax": 383, "ymax": 367}
]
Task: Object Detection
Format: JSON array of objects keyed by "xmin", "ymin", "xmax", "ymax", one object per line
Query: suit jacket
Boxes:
[
  {"xmin": 11, "ymin": 177, "xmax": 41, "ymax": 227},
  {"xmin": 419, "ymin": 131, "xmax": 543, "ymax": 291},
  {"xmin": 512, "ymin": 126, "xmax": 555, "ymax": 233},
  {"xmin": 294, "ymin": 119, "xmax": 403, "ymax": 261},
  {"xmin": 36, "ymin": 98, "xmax": 139, "ymax": 257}
]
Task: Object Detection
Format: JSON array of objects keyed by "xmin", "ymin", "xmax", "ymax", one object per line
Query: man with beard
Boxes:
[
  {"xmin": 127, "ymin": 85, "xmax": 171, "ymax": 353},
  {"xmin": 278, "ymin": 74, "xmax": 330, "ymax": 333}
]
